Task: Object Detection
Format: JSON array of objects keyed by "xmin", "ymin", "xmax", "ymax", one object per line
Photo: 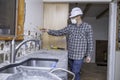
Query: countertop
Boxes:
[{"xmin": 0, "ymin": 49, "xmax": 68, "ymax": 80}]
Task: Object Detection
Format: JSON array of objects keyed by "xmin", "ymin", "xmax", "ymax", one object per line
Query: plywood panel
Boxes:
[{"xmin": 43, "ymin": 3, "xmax": 69, "ymax": 49}]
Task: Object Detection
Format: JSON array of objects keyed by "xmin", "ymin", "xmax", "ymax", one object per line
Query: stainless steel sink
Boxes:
[
  {"xmin": 0, "ymin": 66, "xmax": 18, "ymax": 73},
  {"xmin": 21, "ymin": 58, "xmax": 58, "ymax": 68},
  {"xmin": 0, "ymin": 58, "xmax": 58, "ymax": 73}
]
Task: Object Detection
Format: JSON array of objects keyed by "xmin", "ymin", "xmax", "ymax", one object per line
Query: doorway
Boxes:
[
  {"xmin": 69, "ymin": 3, "xmax": 109, "ymax": 80},
  {"xmin": 43, "ymin": 1, "xmax": 117, "ymax": 80}
]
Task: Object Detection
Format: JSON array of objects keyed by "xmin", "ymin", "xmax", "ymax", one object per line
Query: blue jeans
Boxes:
[{"xmin": 68, "ymin": 59, "xmax": 83, "ymax": 80}]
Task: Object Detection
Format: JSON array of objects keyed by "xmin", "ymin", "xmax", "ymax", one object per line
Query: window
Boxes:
[{"xmin": 0, "ymin": 0, "xmax": 17, "ymax": 36}]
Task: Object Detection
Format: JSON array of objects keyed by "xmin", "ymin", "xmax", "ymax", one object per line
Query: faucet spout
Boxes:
[
  {"xmin": 10, "ymin": 39, "xmax": 40, "ymax": 63},
  {"xmin": 10, "ymin": 38, "xmax": 15, "ymax": 63},
  {"xmin": 10, "ymin": 35, "xmax": 24, "ymax": 63}
]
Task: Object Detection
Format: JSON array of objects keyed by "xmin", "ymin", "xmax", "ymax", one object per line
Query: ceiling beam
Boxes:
[
  {"xmin": 96, "ymin": 8, "xmax": 109, "ymax": 19},
  {"xmin": 82, "ymin": 4, "xmax": 92, "ymax": 19}
]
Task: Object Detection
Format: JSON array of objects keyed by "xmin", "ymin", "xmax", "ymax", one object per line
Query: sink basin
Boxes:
[
  {"xmin": 0, "ymin": 65, "xmax": 18, "ymax": 73},
  {"xmin": 21, "ymin": 58, "xmax": 58, "ymax": 67},
  {"xmin": 0, "ymin": 58, "xmax": 58, "ymax": 73}
]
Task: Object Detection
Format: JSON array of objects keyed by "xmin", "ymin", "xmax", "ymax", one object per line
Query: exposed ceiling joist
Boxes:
[
  {"xmin": 82, "ymin": 4, "xmax": 92, "ymax": 19},
  {"xmin": 96, "ymin": 8, "xmax": 109, "ymax": 19}
]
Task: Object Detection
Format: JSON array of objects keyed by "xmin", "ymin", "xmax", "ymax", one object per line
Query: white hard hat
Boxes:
[{"xmin": 70, "ymin": 7, "xmax": 83, "ymax": 18}]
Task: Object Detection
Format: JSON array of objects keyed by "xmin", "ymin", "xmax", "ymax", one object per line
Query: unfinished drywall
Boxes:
[{"xmin": 24, "ymin": 0, "xmax": 43, "ymax": 37}]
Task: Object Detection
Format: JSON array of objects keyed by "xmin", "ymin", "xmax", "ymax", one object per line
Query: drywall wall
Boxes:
[
  {"xmin": 24, "ymin": 0, "xmax": 43, "ymax": 38},
  {"xmin": 84, "ymin": 17, "xmax": 109, "ymax": 62},
  {"xmin": 84, "ymin": 17, "xmax": 108, "ymax": 40}
]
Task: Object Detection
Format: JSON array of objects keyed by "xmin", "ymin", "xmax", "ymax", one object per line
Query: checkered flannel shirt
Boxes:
[{"xmin": 48, "ymin": 22, "xmax": 93, "ymax": 60}]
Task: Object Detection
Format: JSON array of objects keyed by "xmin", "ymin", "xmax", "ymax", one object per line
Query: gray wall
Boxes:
[
  {"xmin": 24, "ymin": 0, "xmax": 43, "ymax": 37},
  {"xmin": 84, "ymin": 17, "xmax": 109, "ymax": 62}
]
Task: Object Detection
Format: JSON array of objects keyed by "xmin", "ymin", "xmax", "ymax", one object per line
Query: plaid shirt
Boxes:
[{"xmin": 48, "ymin": 22, "xmax": 93, "ymax": 60}]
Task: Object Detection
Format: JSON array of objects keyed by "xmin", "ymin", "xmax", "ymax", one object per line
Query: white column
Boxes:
[{"xmin": 107, "ymin": 2, "xmax": 117, "ymax": 80}]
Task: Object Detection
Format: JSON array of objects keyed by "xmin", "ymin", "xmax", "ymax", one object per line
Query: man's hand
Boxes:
[
  {"xmin": 85, "ymin": 56, "xmax": 91, "ymax": 63},
  {"xmin": 40, "ymin": 28, "xmax": 49, "ymax": 33}
]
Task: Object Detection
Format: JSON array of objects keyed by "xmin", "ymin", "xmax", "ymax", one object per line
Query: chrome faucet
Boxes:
[{"xmin": 10, "ymin": 35, "xmax": 40, "ymax": 63}]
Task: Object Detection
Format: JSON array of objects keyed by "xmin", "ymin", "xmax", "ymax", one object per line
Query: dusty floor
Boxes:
[{"xmin": 68, "ymin": 63, "xmax": 107, "ymax": 80}]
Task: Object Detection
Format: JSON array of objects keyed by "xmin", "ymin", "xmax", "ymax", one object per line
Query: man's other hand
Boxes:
[{"xmin": 85, "ymin": 56, "xmax": 91, "ymax": 63}]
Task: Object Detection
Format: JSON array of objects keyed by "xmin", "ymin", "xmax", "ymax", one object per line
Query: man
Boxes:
[{"xmin": 41, "ymin": 7, "xmax": 94, "ymax": 80}]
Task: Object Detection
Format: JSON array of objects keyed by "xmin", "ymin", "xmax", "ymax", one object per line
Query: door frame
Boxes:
[{"xmin": 108, "ymin": 2, "xmax": 117, "ymax": 80}]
